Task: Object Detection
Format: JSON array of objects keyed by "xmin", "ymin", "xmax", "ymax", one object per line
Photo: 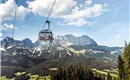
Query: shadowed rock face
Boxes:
[
  {"xmin": 64, "ymin": 34, "xmax": 98, "ymax": 46},
  {"xmin": 1, "ymin": 37, "xmax": 33, "ymax": 49}
]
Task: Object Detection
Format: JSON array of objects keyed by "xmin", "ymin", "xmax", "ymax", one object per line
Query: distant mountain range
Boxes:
[
  {"xmin": 64, "ymin": 34, "xmax": 98, "ymax": 46},
  {"xmin": 1, "ymin": 34, "xmax": 98, "ymax": 49},
  {"xmin": 0, "ymin": 34, "xmax": 123, "ymax": 69}
]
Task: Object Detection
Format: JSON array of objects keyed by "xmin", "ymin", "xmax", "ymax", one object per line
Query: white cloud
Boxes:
[
  {"xmin": 1, "ymin": 23, "xmax": 17, "ymax": 31},
  {"xmin": 114, "ymin": 34, "xmax": 120, "ymax": 39},
  {"xmin": 0, "ymin": 0, "xmax": 107, "ymax": 27},
  {"xmin": 86, "ymin": 0, "xmax": 92, "ymax": 5},
  {"xmin": 57, "ymin": 20, "xmax": 85, "ymax": 26},
  {"xmin": 66, "ymin": 18, "xmax": 87, "ymax": 26},
  {"xmin": 79, "ymin": 4, "xmax": 83, "ymax": 8},
  {"xmin": 57, "ymin": 19, "xmax": 97, "ymax": 27},
  {"xmin": 86, "ymin": 21, "xmax": 97, "ymax": 26},
  {"xmin": 0, "ymin": 33, "xmax": 3, "ymax": 37},
  {"xmin": 104, "ymin": 3, "xmax": 108, "ymax": 6},
  {"xmin": 27, "ymin": 0, "xmax": 107, "ymax": 27},
  {"xmin": 0, "ymin": 0, "xmax": 30, "ymax": 23},
  {"xmin": 27, "ymin": 0, "xmax": 77, "ymax": 17},
  {"xmin": 58, "ymin": 4, "xmax": 106, "ymax": 26}
]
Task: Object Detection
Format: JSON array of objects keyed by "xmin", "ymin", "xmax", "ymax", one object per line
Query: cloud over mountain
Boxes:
[
  {"xmin": 27, "ymin": 0, "xmax": 107, "ymax": 26},
  {"xmin": 0, "ymin": 0, "xmax": 108, "ymax": 29},
  {"xmin": 0, "ymin": 0, "xmax": 30, "ymax": 23}
]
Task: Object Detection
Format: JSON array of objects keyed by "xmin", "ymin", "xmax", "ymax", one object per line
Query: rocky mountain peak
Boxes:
[
  {"xmin": 23, "ymin": 38, "xmax": 32, "ymax": 42},
  {"xmin": 3, "ymin": 36, "xmax": 14, "ymax": 42},
  {"xmin": 23, "ymin": 38, "xmax": 33, "ymax": 49},
  {"xmin": 64, "ymin": 34, "xmax": 98, "ymax": 46},
  {"xmin": 1, "ymin": 34, "xmax": 98, "ymax": 50}
]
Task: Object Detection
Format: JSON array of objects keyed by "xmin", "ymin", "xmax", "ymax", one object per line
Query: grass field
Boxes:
[
  {"xmin": 1, "ymin": 68, "xmax": 118, "ymax": 80},
  {"xmin": 92, "ymin": 68, "xmax": 119, "ymax": 80}
]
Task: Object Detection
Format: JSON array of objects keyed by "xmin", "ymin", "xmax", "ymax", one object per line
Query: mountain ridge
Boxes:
[
  {"xmin": 64, "ymin": 34, "xmax": 98, "ymax": 46},
  {"xmin": 1, "ymin": 34, "xmax": 123, "ymax": 69},
  {"xmin": 1, "ymin": 34, "xmax": 98, "ymax": 49}
]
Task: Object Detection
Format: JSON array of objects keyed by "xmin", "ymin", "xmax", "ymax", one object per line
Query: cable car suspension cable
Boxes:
[
  {"xmin": 42, "ymin": 0, "xmax": 56, "ymax": 30},
  {"xmin": 12, "ymin": 0, "xmax": 18, "ymax": 38}
]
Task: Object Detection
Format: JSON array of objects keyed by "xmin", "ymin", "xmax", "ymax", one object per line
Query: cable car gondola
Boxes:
[
  {"xmin": 38, "ymin": 0, "xmax": 56, "ymax": 43},
  {"xmin": 38, "ymin": 20, "xmax": 54, "ymax": 42},
  {"xmin": 39, "ymin": 30, "xmax": 53, "ymax": 41}
]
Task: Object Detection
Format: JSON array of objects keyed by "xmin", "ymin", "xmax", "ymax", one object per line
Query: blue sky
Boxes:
[{"xmin": 0, "ymin": 0, "xmax": 129, "ymax": 47}]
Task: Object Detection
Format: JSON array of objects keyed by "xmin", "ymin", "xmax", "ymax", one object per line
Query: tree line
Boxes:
[
  {"xmin": 117, "ymin": 42, "xmax": 130, "ymax": 80},
  {"xmin": 51, "ymin": 65, "xmax": 113, "ymax": 80}
]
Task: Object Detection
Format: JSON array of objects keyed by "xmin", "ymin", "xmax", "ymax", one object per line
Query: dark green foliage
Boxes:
[
  {"xmin": 117, "ymin": 55, "xmax": 125, "ymax": 80},
  {"xmin": 94, "ymin": 72, "xmax": 104, "ymax": 80},
  {"xmin": 15, "ymin": 76, "xmax": 30, "ymax": 80},
  {"xmin": 123, "ymin": 43, "xmax": 130, "ymax": 79},
  {"xmin": 1, "ymin": 53, "xmax": 46, "ymax": 69},
  {"xmin": 117, "ymin": 42, "xmax": 130, "ymax": 80},
  {"xmin": 1, "ymin": 66, "xmax": 25, "ymax": 78},
  {"xmin": 51, "ymin": 65, "xmax": 103, "ymax": 80},
  {"xmin": 107, "ymin": 73, "xmax": 112, "ymax": 80}
]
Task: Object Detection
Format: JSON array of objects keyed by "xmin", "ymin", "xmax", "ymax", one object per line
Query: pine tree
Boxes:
[
  {"xmin": 117, "ymin": 55, "xmax": 125, "ymax": 80},
  {"xmin": 123, "ymin": 43, "xmax": 130, "ymax": 79},
  {"xmin": 107, "ymin": 73, "xmax": 112, "ymax": 80},
  {"xmin": 88, "ymin": 69, "xmax": 94, "ymax": 80},
  {"xmin": 52, "ymin": 65, "xmax": 105, "ymax": 80}
]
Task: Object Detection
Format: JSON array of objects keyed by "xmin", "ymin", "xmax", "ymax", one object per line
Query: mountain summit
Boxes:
[{"xmin": 64, "ymin": 34, "xmax": 98, "ymax": 46}]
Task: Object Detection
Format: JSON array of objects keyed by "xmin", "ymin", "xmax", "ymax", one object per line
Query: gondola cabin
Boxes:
[{"xmin": 38, "ymin": 29, "xmax": 53, "ymax": 42}]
